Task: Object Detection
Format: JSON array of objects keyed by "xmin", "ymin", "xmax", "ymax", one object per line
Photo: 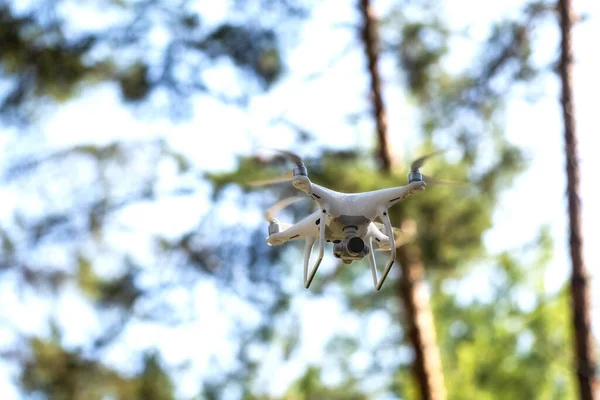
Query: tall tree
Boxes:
[
  {"xmin": 357, "ymin": 0, "xmax": 446, "ymax": 399},
  {"xmin": 359, "ymin": 0, "xmax": 392, "ymax": 172},
  {"xmin": 558, "ymin": 0, "xmax": 598, "ymax": 398}
]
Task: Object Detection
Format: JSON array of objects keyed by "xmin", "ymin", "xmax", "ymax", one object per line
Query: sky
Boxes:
[{"xmin": 0, "ymin": 0, "xmax": 599, "ymax": 398}]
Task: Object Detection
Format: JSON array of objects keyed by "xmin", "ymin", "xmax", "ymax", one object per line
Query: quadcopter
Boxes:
[{"xmin": 250, "ymin": 149, "xmax": 457, "ymax": 291}]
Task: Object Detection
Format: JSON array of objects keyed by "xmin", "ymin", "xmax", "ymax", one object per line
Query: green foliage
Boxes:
[
  {"xmin": 397, "ymin": 20, "xmax": 449, "ymax": 95},
  {"xmin": 119, "ymin": 62, "xmax": 151, "ymax": 102},
  {"xmin": 21, "ymin": 338, "xmax": 174, "ymax": 400},
  {"xmin": 198, "ymin": 24, "xmax": 282, "ymax": 88},
  {"xmin": 0, "ymin": 1, "xmax": 294, "ymax": 123},
  {"xmin": 431, "ymin": 265, "xmax": 577, "ymax": 398},
  {"xmin": 385, "ymin": 233, "xmax": 576, "ymax": 399},
  {"xmin": 138, "ymin": 353, "xmax": 176, "ymax": 400},
  {"xmin": 0, "ymin": 5, "xmax": 111, "ymax": 115},
  {"xmin": 77, "ymin": 255, "xmax": 102, "ymax": 300},
  {"xmin": 282, "ymin": 366, "xmax": 368, "ymax": 400}
]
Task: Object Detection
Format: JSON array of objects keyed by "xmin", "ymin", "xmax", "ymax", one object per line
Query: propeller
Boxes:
[
  {"xmin": 373, "ymin": 222, "xmax": 405, "ymax": 251},
  {"xmin": 264, "ymin": 196, "xmax": 305, "ymax": 223},
  {"xmin": 249, "ymin": 148, "xmax": 466, "ymax": 187},
  {"xmin": 373, "ymin": 221, "xmax": 404, "ymax": 236},
  {"xmin": 408, "ymin": 151, "xmax": 466, "ymax": 187},
  {"xmin": 249, "ymin": 148, "xmax": 306, "ymax": 187},
  {"xmin": 267, "ymin": 148, "xmax": 305, "ymax": 166},
  {"xmin": 410, "ymin": 151, "xmax": 445, "ymax": 171},
  {"xmin": 249, "ymin": 170, "xmax": 294, "ymax": 187},
  {"xmin": 422, "ymin": 174, "xmax": 466, "ymax": 186}
]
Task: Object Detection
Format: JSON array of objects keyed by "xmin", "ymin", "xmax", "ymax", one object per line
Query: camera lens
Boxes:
[{"xmin": 347, "ymin": 237, "xmax": 365, "ymax": 255}]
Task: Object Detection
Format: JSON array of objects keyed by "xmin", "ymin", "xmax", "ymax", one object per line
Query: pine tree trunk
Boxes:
[
  {"xmin": 358, "ymin": 1, "xmax": 446, "ymax": 398},
  {"xmin": 558, "ymin": 0, "xmax": 598, "ymax": 398},
  {"xmin": 398, "ymin": 245, "xmax": 447, "ymax": 400},
  {"xmin": 358, "ymin": 0, "xmax": 392, "ymax": 172}
]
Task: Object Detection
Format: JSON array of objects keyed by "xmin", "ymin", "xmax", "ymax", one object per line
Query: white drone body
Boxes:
[{"xmin": 255, "ymin": 149, "xmax": 454, "ymax": 291}]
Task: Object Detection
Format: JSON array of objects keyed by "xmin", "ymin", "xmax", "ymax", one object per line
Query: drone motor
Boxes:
[
  {"xmin": 408, "ymin": 170, "xmax": 423, "ymax": 183},
  {"xmin": 268, "ymin": 220, "xmax": 281, "ymax": 235}
]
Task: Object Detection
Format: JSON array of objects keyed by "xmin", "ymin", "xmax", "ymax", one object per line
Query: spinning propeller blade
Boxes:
[
  {"xmin": 409, "ymin": 151, "xmax": 468, "ymax": 186},
  {"xmin": 265, "ymin": 148, "xmax": 304, "ymax": 166},
  {"xmin": 248, "ymin": 148, "xmax": 306, "ymax": 187},
  {"xmin": 373, "ymin": 221, "xmax": 403, "ymax": 235},
  {"xmin": 374, "ymin": 219, "xmax": 418, "ymax": 251},
  {"xmin": 422, "ymin": 174, "xmax": 466, "ymax": 187},
  {"xmin": 249, "ymin": 170, "xmax": 294, "ymax": 187},
  {"xmin": 410, "ymin": 151, "xmax": 445, "ymax": 171},
  {"xmin": 373, "ymin": 222, "xmax": 405, "ymax": 250},
  {"xmin": 264, "ymin": 196, "xmax": 305, "ymax": 222}
]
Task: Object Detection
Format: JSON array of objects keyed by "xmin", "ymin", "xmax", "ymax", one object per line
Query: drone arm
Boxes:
[
  {"xmin": 292, "ymin": 178, "xmax": 341, "ymax": 211},
  {"xmin": 304, "ymin": 209, "xmax": 327, "ymax": 288},
  {"xmin": 267, "ymin": 210, "xmax": 320, "ymax": 246},
  {"xmin": 384, "ymin": 181, "xmax": 426, "ymax": 209},
  {"xmin": 345, "ymin": 181, "xmax": 426, "ymax": 220}
]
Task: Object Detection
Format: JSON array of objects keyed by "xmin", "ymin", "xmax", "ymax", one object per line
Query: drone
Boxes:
[{"xmin": 250, "ymin": 149, "xmax": 458, "ymax": 291}]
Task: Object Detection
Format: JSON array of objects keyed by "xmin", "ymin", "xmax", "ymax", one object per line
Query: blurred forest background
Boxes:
[{"xmin": 0, "ymin": 0, "xmax": 598, "ymax": 399}]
